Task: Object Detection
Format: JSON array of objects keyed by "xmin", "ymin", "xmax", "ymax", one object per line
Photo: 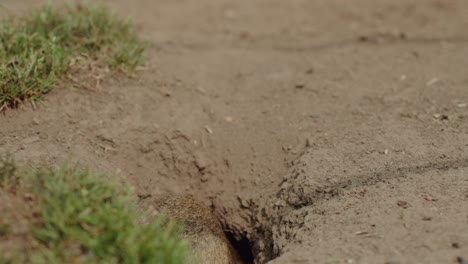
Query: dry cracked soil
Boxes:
[{"xmin": 1, "ymin": 0, "xmax": 468, "ymax": 263}]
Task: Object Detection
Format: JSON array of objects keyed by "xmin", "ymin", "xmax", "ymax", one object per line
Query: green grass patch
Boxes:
[
  {"xmin": 0, "ymin": 155, "xmax": 19, "ymax": 188},
  {"xmin": 0, "ymin": 3, "xmax": 144, "ymax": 110},
  {"xmin": 0, "ymin": 160, "xmax": 189, "ymax": 264}
]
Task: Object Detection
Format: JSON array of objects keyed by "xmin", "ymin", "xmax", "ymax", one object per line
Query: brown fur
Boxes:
[{"xmin": 139, "ymin": 194, "xmax": 243, "ymax": 264}]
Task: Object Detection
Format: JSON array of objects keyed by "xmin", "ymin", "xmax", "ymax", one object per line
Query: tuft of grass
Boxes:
[
  {"xmin": 0, "ymin": 3, "xmax": 144, "ymax": 110},
  {"xmin": 0, "ymin": 155, "xmax": 19, "ymax": 188},
  {"xmin": 0, "ymin": 159, "xmax": 189, "ymax": 264}
]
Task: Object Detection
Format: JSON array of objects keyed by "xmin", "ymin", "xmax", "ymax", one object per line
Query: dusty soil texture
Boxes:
[
  {"xmin": 0, "ymin": 188, "xmax": 38, "ymax": 261},
  {"xmin": 1, "ymin": 0, "xmax": 468, "ymax": 263}
]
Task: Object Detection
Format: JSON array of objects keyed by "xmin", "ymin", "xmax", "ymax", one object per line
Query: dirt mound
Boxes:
[{"xmin": 1, "ymin": 0, "xmax": 468, "ymax": 263}]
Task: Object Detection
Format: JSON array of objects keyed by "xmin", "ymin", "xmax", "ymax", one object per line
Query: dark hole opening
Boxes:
[{"xmin": 225, "ymin": 231, "xmax": 254, "ymax": 264}]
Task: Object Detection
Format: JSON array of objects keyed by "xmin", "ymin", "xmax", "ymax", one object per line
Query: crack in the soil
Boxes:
[
  {"xmin": 280, "ymin": 157, "xmax": 468, "ymax": 209},
  {"xmin": 249, "ymin": 157, "xmax": 468, "ymax": 263},
  {"xmin": 153, "ymin": 35, "xmax": 468, "ymax": 53}
]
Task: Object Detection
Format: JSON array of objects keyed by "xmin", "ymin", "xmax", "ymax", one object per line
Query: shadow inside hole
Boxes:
[{"xmin": 225, "ymin": 231, "xmax": 254, "ymax": 264}]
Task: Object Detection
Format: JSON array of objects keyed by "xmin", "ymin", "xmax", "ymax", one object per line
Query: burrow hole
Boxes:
[{"xmin": 225, "ymin": 230, "xmax": 255, "ymax": 264}]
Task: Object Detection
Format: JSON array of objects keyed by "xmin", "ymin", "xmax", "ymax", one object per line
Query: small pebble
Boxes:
[
  {"xmin": 194, "ymin": 152, "xmax": 210, "ymax": 171},
  {"xmin": 426, "ymin": 78, "xmax": 439, "ymax": 86},
  {"xmin": 397, "ymin": 200, "xmax": 409, "ymax": 208},
  {"xmin": 200, "ymin": 173, "xmax": 209, "ymax": 182},
  {"xmin": 433, "ymin": 114, "xmax": 449, "ymax": 120},
  {"xmin": 204, "ymin": 125, "xmax": 213, "ymax": 134}
]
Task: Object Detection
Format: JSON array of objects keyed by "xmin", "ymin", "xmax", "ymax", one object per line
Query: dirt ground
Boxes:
[{"xmin": 1, "ymin": 0, "xmax": 468, "ymax": 263}]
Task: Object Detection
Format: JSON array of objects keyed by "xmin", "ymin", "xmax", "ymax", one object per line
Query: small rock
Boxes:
[
  {"xmin": 397, "ymin": 200, "xmax": 409, "ymax": 209},
  {"xmin": 422, "ymin": 216, "xmax": 432, "ymax": 221},
  {"xmin": 385, "ymin": 261, "xmax": 400, "ymax": 264},
  {"xmin": 433, "ymin": 114, "xmax": 449, "ymax": 120},
  {"xmin": 355, "ymin": 231, "xmax": 369, "ymax": 235},
  {"xmin": 400, "ymin": 112, "xmax": 414, "ymax": 118},
  {"xmin": 282, "ymin": 145, "xmax": 292, "ymax": 153},
  {"xmin": 237, "ymin": 196, "xmax": 250, "ymax": 208},
  {"xmin": 140, "ymin": 145, "xmax": 152, "ymax": 154},
  {"xmin": 295, "ymin": 83, "xmax": 305, "ymax": 89},
  {"xmin": 273, "ymin": 199, "xmax": 286, "ymax": 208},
  {"xmin": 97, "ymin": 134, "xmax": 115, "ymax": 145},
  {"xmin": 161, "ymin": 87, "xmax": 171, "ymax": 97},
  {"xmin": 224, "ymin": 116, "xmax": 233, "ymax": 122},
  {"xmin": 200, "ymin": 173, "xmax": 209, "ymax": 183},
  {"xmin": 424, "ymin": 195, "xmax": 438, "ymax": 202},
  {"xmin": 32, "ymin": 118, "xmax": 40, "ymax": 125},
  {"xmin": 195, "ymin": 86, "xmax": 207, "ymax": 94},
  {"xmin": 204, "ymin": 125, "xmax": 213, "ymax": 134},
  {"xmin": 22, "ymin": 136, "xmax": 41, "ymax": 145},
  {"xmin": 452, "ymin": 242, "xmax": 461, "ymax": 249},
  {"xmin": 137, "ymin": 193, "xmax": 152, "ymax": 199},
  {"xmin": 426, "ymin": 78, "xmax": 439, "ymax": 86},
  {"xmin": 194, "ymin": 152, "xmax": 210, "ymax": 171},
  {"xmin": 457, "ymin": 103, "xmax": 467, "ymax": 108},
  {"xmin": 23, "ymin": 193, "xmax": 34, "ymax": 201}
]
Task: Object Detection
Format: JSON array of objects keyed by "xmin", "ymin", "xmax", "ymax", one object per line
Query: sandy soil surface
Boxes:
[{"xmin": 1, "ymin": 0, "xmax": 468, "ymax": 263}]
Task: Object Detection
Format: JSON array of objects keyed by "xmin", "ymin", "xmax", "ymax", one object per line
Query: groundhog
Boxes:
[{"xmin": 139, "ymin": 194, "xmax": 243, "ymax": 264}]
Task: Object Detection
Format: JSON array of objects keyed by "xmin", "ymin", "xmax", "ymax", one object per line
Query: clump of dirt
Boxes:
[{"xmin": 1, "ymin": 0, "xmax": 468, "ymax": 263}]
